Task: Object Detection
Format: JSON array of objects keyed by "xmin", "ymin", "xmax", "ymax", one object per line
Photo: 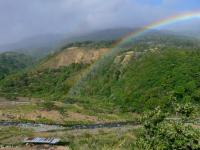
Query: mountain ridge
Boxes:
[{"xmin": 0, "ymin": 28, "xmax": 133, "ymax": 58}]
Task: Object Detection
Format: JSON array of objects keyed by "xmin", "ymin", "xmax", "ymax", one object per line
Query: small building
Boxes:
[{"xmin": 23, "ymin": 137, "xmax": 60, "ymax": 145}]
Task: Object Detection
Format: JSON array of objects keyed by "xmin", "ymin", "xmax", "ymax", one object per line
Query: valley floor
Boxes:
[
  {"xmin": 0, "ymin": 97, "xmax": 140, "ymax": 150},
  {"xmin": 1, "ymin": 97, "xmax": 199, "ymax": 149},
  {"xmin": 0, "ymin": 125, "xmax": 140, "ymax": 150},
  {"xmin": 0, "ymin": 97, "xmax": 138, "ymax": 125}
]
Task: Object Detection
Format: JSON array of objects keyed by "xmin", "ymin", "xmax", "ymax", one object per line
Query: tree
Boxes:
[{"xmin": 137, "ymin": 103, "xmax": 200, "ymax": 150}]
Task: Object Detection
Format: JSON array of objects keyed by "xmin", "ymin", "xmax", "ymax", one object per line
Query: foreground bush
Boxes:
[{"xmin": 137, "ymin": 103, "xmax": 200, "ymax": 150}]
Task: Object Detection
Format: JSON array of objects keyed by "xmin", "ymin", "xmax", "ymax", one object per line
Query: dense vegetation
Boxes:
[
  {"xmin": 61, "ymin": 40, "xmax": 114, "ymax": 50},
  {"xmin": 137, "ymin": 103, "xmax": 200, "ymax": 150},
  {"xmin": 0, "ymin": 63, "xmax": 88, "ymax": 100},
  {"xmin": 75, "ymin": 49, "xmax": 200, "ymax": 112},
  {"xmin": 0, "ymin": 52, "xmax": 34, "ymax": 80},
  {"xmin": 1, "ymin": 34, "xmax": 200, "ymax": 113},
  {"xmin": 0, "ymin": 32, "xmax": 200, "ymax": 149}
]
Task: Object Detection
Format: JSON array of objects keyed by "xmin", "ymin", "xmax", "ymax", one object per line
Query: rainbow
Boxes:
[
  {"xmin": 69, "ymin": 11, "xmax": 200, "ymax": 95},
  {"xmin": 116, "ymin": 11, "xmax": 200, "ymax": 47}
]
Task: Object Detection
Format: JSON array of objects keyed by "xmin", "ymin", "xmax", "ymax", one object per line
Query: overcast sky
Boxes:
[{"xmin": 0, "ymin": 0, "xmax": 200, "ymax": 45}]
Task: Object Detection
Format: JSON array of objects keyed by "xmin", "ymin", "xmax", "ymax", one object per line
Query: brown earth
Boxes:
[
  {"xmin": 0, "ymin": 97, "xmax": 98, "ymax": 123},
  {"xmin": 66, "ymin": 112, "xmax": 97, "ymax": 122},
  {"xmin": 40, "ymin": 47, "xmax": 109, "ymax": 69}
]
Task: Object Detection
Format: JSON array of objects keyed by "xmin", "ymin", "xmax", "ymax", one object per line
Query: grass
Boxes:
[
  {"xmin": 0, "ymin": 96, "xmax": 139, "ymax": 125},
  {"xmin": 0, "ymin": 125, "xmax": 140, "ymax": 149},
  {"xmin": 0, "ymin": 127, "xmax": 33, "ymax": 146},
  {"xmin": 67, "ymin": 128, "xmax": 138, "ymax": 150},
  {"xmin": 62, "ymin": 96, "xmax": 139, "ymax": 123}
]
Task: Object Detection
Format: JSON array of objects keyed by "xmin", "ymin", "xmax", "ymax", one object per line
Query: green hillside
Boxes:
[
  {"xmin": 0, "ymin": 33, "xmax": 200, "ymax": 149},
  {"xmin": 75, "ymin": 49, "xmax": 200, "ymax": 112},
  {"xmin": 0, "ymin": 41, "xmax": 113, "ymax": 100},
  {"xmin": 1, "ymin": 33, "xmax": 200, "ymax": 112},
  {"xmin": 70, "ymin": 33, "xmax": 200, "ymax": 112},
  {"xmin": 0, "ymin": 52, "xmax": 34, "ymax": 80},
  {"xmin": 0, "ymin": 63, "xmax": 88, "ymax": 100}
]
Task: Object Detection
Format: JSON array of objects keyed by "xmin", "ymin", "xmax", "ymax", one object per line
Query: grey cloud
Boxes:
[{"xmin": 0, "ymin": 0, "xmax": 198, "ymax": 45}]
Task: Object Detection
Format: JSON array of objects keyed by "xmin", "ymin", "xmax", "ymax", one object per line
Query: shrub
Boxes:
[
  {"xmin": 40, "ymin": 101, "xmax": 55, "ymax": 111},
  {"xmin": 137, "ymin": 103, "xmax": 200, "ymax": 150}
]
